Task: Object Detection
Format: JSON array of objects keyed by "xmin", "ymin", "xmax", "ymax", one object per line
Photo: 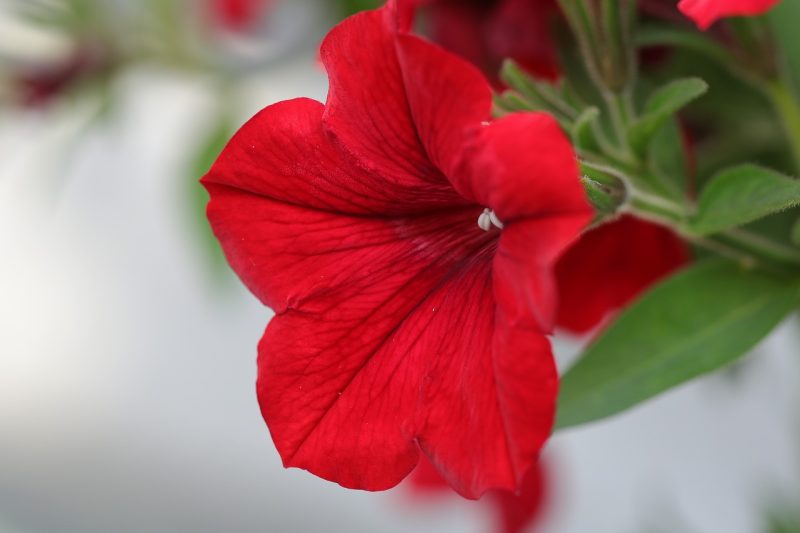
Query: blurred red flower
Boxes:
[
  {"xmin": 410, "ymin": 457, "xmax": 548, "ymax": 533},
  {"xmin": 556, "ymin": 216, "xmax": 689, "ymax": 334},
  {"xmin": 677, "ymin": 0, "xmax": 780, "ymax": 29},
  {"xmin": 203, "ymin": 1, "xmax": 590, "ymax": 498},
  {"xmin": 209, "ymin": 0, "xmax": 272, "ymax": 30},
  {"xmin": 13, "ymin": 46, "xmax": 109, "ymax": 107},
  {"xmin": 413, "ymin": 0, "xmax": 560, "ymax": 83}
]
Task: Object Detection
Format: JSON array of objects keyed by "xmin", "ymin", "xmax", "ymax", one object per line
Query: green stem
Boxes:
[
  {"xmin": 723, "ymin": 228, "xmax": 800, "ymax": 265},
  {"xmin": 689, "ymin": 236, "xmax": 759, "ymax": 269},
  {"xmin": 603, "ymin": 90, "xmax": 630, "ymax": 148},
  {"xmin": 621, "ymin": 186, "xmax": 800, "ymax": 270},
  {"xmin": 765, "ymin": 80, "xmax": 800, "ymax": 173}
]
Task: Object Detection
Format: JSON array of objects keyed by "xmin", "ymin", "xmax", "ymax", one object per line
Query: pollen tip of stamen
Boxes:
[
  {"xmin": 488, "ymin": 210, "xmax": 505, "ymax": 230},
  {"xmin": 477, "ymin": 209, "xmax": 492, "ymax": 231}
]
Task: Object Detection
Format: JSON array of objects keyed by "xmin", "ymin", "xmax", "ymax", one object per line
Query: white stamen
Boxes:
[
  {"xmin": 488, "ymin": 210, "xmax": 505, "ymax": 229},
  {"xmin": 477, "ymin": 208, "xmax": 504, "ymax": 231},
  {"xmin": 477, "ymin": 209, "xmax": 492, "ymax": 231}
]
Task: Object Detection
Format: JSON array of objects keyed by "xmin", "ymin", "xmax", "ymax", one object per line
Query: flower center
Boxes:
[{"xmin": 477, "ymin": 208, "xmax": 504, "ymax": 232}]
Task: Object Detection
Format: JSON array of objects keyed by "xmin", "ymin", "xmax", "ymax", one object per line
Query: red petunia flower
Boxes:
[
  {"xmin": 555, "ymin": 216, "xmax": 689, "ymax": 334},
  {"xmin": 677, "ymin": 0, "xmax": 780, "ymax": 29},
  {"xmin": 414, "ymin": 0, "xmax": 560, "ymax": 83},
  {"xmin": 209, "ymin": 0, "xmax": 272, "ymax": 31},
  {"xmin": 202, "ymin": 2, "xmax": 591, "ymax": 498},
  {"xmin": 409, "ymin": 457, "xmax": 548, "ymax": 533}
]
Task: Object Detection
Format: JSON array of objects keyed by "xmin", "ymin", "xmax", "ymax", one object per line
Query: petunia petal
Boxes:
[
  {"xmin": 678, "ymin": 0, "xmax": 780, "ymax": 29},
  {"xmin": 494, "ymin": 216, "xmax": 589, "ymax": 333},
  {"xmin": 203, "ymin": 98, "xmax": 463, "ymax": 217},
  {"xmin": 490, "ymin": 460, "xmax": 548, "ymax": 533},
  {"xmin": 320, "ymin": 7, "xmax": 444, "ymax": 186},
  {"xmin": 413, "ymin": 288, "xmax": 556, "ymax": 498},
  {"xmin": 408, "ymin": 452, "xmax": 548, "ymax": 533},
  {"xmin": 392, "ymin": 0, "xmax": 419, "ymax": 32},
  {"xmin": 253, "ymin": 218, "xmax": 556, "ymax": 497},
  {"xmin": 395, "ymin": 33, "xmax": 493, "ymax": 178},
  {"xmin": 203, "ymin": 98, "xmax": 470, "ymax": 311},
  {"xmin": 454, "ymin": 112, "xmax": 591, "ymax": 332},
  {"xmin": 209, "ymin": 173, "xmax": 554, "ymax": 496},
  {"xmin": 454, "ymin": 112, "xmax": 590, "ymax": 225},
  {"xmin": 556, "ymin": 216, "xmax": 689, "ymax": 334}
]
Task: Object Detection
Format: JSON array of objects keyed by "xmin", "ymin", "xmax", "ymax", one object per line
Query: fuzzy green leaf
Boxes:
[
  {"xmin": 557, "ymin": 260, "xmax": 800, "ymax": 429},
  {"xmin": 629, "ymin": 78, "xmax": 708, "ymax": 154},
  {"xmin": 500, "ymin": 60, "xmax": 578, "ymax": 122},
  {"xmin": 571, "ymin": 106, "xmax": 600, "ymax": 150},
  {"xmin": 691, "ymin": 164, "xmax": 800, "ymax": 235}
]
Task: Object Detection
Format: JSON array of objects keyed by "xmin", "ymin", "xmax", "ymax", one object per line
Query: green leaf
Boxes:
[
  {"xmin": 493, "ymin": 91, "xmax": 573, "ymax": 132},
  {"xmin": 646, "ymin": 119, "xmax": 690, "ymax": 200},
  {"xmin": 556, "ymin": 260, "xmax": 800, "ymax": 429},
  {"xmin": 766, "ymin": 507, "xmax": 800, "ymax": 533},
  {"xmin": 571, "ymin": 106, "xmax": 600, "ymax": 151},
  {"xmin": 691, "ymin": 164, "xmax": 800, "ymax": 235},
  {"xmin": 500, "ymin": 60, "xmax": 578, "ymax": 123},
  {"xmin": 637, "ymin": 25, "xmax": 734, "ymax": 66},
  {"xmin": 493, "ymin": 91, "xmax": 540, "ymax": 113},
  {"xmin": 628, "ymin": 78, "xmax": 708, "ymax": 154}
]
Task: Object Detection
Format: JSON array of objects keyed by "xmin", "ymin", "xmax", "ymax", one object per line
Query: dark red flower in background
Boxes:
[
  {"xmin": 13, "ymin": 45, "xmax": 110, "ymax": 108},
  {"xmin": 209, "ymin": 0, "xmax": 272, "ymax": 30},
  {"xmin": 409, "ymin": 457, "xmax": 548, "ymax": 533},
  {"xmin": 414, "ymin": 0, "xmax": 560, "ymax": 83},
  {"xmin": 555, "ymin": 216, "xmax": 689, "ymax": 334},
  {"xmin": 203, "ymin": 2, "xmax": 590, "ymax": 498},
  {"xmin": 677, "ymin": 0, "xmax": 781, "ymax": 29}
]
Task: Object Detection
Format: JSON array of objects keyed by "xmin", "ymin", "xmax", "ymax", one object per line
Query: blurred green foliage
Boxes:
[
  {"xmin": 187, "ymin": 106, "xmax": 237, "ymax": 279},
  {"xmin": 770, "ymin": 1, "xmax": 800, "ymax": 100},
  {"xmin": 338, "ymin": 0, "xmax": 383, "ymax": 17}
]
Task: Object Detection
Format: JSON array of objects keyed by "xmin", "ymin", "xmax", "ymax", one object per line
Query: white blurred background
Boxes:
[{"xmin": 1, "ymin": 1, "xmax": 799, "ymax": 532}]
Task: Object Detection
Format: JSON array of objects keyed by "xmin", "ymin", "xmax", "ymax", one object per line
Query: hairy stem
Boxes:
[{"xmin": 765, "ymin": 80, "xmax": 800, "ymax": 173}]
